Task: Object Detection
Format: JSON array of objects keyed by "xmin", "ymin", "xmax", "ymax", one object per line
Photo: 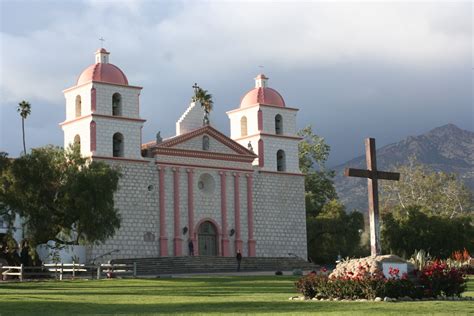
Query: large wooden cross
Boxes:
[{"xmin": 344, "ymin": 138, "xmax": 400, "ymax": 257}]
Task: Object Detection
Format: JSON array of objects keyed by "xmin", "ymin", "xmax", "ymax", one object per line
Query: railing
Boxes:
[{"xmin": 1, "ymin": 262, "xmax": 137, "ymax": 281}]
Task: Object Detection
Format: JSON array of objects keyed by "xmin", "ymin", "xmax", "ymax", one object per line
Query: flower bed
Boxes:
[{"xmin": 295, "ymin": 261, "xmax": 468, "ymax": 301}]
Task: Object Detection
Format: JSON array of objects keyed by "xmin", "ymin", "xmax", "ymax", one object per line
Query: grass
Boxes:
[{"xmin": 0, "ymin": 276, "xmax": 472, "ymax": 315}]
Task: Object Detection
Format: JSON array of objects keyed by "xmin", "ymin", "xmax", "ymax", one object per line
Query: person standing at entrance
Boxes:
[
  {"xmin": 236, "ymin": 249, "xmax": 242, "ymax": 272},
  {"xmin": 188, "ymin": 240, "xmax": 194, "ymax": 256}
]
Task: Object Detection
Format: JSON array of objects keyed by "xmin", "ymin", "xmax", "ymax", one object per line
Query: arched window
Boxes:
[
  {"xmin": 275, "ymin": 114, "xmax": 283, "ymax": 135},
  {"xmin": 240, "ymin": 116, "xmax": 248, "ymax": 136},
  {"xmin": 112, "ymin": 93, "xmax": 122, "ymax": 116},
  {"xmin": 113, "ymin": 133, "xmax": 124, "ymax": 157},
  {"xmin": 277, "ymin": 149, "xmax": 286, "ymax": 172},
  {"xmin": 202, "ymin": 135, "xmax": 210, "ymax": 151},
  {"xmin": 73, "ymin": 134, "xmax": 81, "ymax": 148},
  {"xmin": 75, "ymin": 95, "xmax": 82, "ymax": 118}
]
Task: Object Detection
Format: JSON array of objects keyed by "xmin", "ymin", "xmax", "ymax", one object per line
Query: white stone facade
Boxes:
[{"xmin": 63, "ymin": 50, "xmax": 308, "ymax": 262}]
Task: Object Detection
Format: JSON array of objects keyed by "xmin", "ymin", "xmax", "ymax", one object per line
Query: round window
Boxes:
[{"xmin": 198, "ymin": 173, "xmax": 215, "ymax": 194}]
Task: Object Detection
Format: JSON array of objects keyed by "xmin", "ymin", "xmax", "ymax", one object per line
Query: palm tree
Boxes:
[
  {"xmin": 17, "ymin": 100, "xmax": 31, "ymax": 155},
  {"xmin": 193, "ymin": 87, "xmax": 214, "ymax": 114}
]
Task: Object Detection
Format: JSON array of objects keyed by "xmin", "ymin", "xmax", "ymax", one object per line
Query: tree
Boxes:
[
  {"xmin": 0, "ymin": 152, "xmax": 15, "ymax": 230},
  {"xmin": 298, "ymin": 126, "xmax": 365, "ymax": 262},
  {"xmin": 381, "ymin": 158, "xmax": 473, "ymax": 218},
  {"xmin": 382, "ymin": 205, "xmax": 474, "ymax": 258},
  {"xmin": 0, "ymin": 145, "xmax": 122, "ymax": 247},
  {"xmin": 17, "ymin": 100, "xmax": 31, "ymax": 155},
  {"xmin": 298, "ymin": 125, "xmax": 337, "ymax": 217},
  {"xmin": 192, "ymin": 87, "xmax": 214, "ymax": 114},
  {"xmin": 307, "ymin": 200, "xmax": 364, "ymax": 263}
]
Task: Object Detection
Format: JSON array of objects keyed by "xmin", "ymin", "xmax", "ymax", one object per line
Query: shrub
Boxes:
[
  {"xmin": 292, "ymin": 269, "xmax": 303, "ymax": 276},
  {"xmin": 417, "ymin": 260, "xmax": 467, "ymax": 297},
  {"xmin": 295, "ymin": 262, "xmax": 468, "ymax": 299},
  {"xmin": 295, "ymin": 266, "xmax": 386, "ymax": 299},
  {"xmin": 275, "ymin": 271, "xmax": 283, "ymax": 276}
]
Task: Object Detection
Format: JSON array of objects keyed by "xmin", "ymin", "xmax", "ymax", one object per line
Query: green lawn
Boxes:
[{"xmin": 0, "ymin": 276, "xmax": 472, "ymax": 315}]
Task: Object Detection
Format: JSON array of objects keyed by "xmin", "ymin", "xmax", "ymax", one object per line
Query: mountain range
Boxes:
[{"xmin": 332, "ymin": 124, "xmax": 474, "ymax": 212}]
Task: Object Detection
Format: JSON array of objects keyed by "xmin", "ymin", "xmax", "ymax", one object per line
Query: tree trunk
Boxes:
[{"xmin": 22, "ymin": 117, "xmax": 26, "ymax": 155}]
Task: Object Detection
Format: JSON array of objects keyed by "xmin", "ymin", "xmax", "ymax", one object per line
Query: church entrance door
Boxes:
[{"xmin": 198, "ymin": 221, "xmax": 217, "ymax": 256}]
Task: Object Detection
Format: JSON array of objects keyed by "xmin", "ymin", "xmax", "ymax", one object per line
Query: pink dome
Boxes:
[
  {"xmin": 77, "ymin": 63, "xmax": 129, "ymax": 86},
  {"xmin": 240, "ymin": 87, "xmax": 286, "ymax": 108}
]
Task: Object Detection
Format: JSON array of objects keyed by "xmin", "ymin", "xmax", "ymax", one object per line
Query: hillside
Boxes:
[{"xmin": 333, "ymin": 124, "xmax": 474, "ymax": 212}]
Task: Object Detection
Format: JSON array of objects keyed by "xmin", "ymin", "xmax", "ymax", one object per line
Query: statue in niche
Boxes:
[{"xmin": 202, "ymin": 135, "xmax": 210, "ymax": 151}]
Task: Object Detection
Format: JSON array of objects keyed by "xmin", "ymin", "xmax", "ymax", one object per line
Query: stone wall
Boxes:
[
  {"xmin": 253, "ymin": 171, "xmax": 307, "ymax": 259},
  {"xmin": 90, "ymin": 159, "xmax": 159, "ymax": 262},
  {"xmin": 90, "ymin": 159, "xmax": 307, "ymax": 262}
]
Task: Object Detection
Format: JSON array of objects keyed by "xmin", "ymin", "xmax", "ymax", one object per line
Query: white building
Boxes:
[{"xmin": 60, "ymin": 48, "xmax": 307, "ymax": 260}]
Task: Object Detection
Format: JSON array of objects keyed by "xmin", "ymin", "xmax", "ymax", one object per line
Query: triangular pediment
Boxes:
[{"xmin": 144, "ymin": 126, "xmax": 257, "ymax": 161}]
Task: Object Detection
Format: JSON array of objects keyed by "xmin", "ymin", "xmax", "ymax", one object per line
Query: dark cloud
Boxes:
[{"xmin": 1, "ymin": 1, "xmax": 471, "ymax": 165}]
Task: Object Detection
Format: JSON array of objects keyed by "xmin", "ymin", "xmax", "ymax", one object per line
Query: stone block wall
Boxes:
[
  {"xmin": 93, "ymin": 116, "xmax": 143, "ymax": 159},
  {"xmin": 90, "ymin": 159, "xmax": 307, "ymax": 262},
  {"xmin": 93, "ymin": 82, "xmax": 141, "ymax": 118},
  {"xmin": 253, "ymin": 171, "xmax": 307, "ymax": 259},
  {"xmin": 90, "ymin": 159, "xmax": 159, "ymax": 262}
]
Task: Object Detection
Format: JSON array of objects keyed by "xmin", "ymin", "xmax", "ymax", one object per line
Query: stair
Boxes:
[{"xmin": 111, "ymin": 256, "xmax": 317, "ymax": 275}]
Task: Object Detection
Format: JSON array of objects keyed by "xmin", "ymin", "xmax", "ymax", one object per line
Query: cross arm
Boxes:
[
  {"xmin": 377, "ymin": 171, "xmax": 400, "ymax": 181},
  {"xmin": 344, "ymin": 168, "xmax": 400, "ymax": 181},
  {"xmin": 344, "ymin": 168, "xmax": 371, "ymax": 178}
]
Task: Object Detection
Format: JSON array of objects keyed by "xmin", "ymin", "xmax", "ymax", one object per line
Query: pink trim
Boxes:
[
  {"xmin": 91, "ymin": 87, "xmax": 96, "ymax": 112},
  {"xmin": 187, "ymin": 169, "xmax": 196, "ymax": 251},
  {"xmin": 233, "ymin": 173, "xmax": 243, "ymax": 252},
  {"xmin": 137, "ymin": 91, "xmax": 141, "ymax": 116},
  {"xmin": 59, "ymin": 115, "xmax": 90, "ymax": 126},
  {"xmin": 63, "ymin": 81, "xmax": 142, "ymax": 93},
  {"xmin": 173, "ymin": 168, "xmax": 182, "ymax": 256},
  {"xmin": 194, "ymin": 218, "xmax": 221, "ymax": 256},
  {"xmin": 60, "ymin": 113, "xmax": 146, "ymax": 126},
  {"xmin": 154, "ymin": 161, "xmax": 254, "ymax": 172},
  {"xmin": 257, "ymin": 109, "xmax": 263, "ymax": 131},
  {"xmin": 152, "ymin": 148, "xmax": 255, "ymax": 163},
  {"xmin": 96, "ymin": 48, "xmax": 110, "ymax": 54},
  {"xmin": 92, "ymin": 113, "xmax": 146, "ymax": 122},
  {"xmin": 258, "ymin": 139, "xmax": 264, "ymax": 167},
  {"xmin": 258, "ymin": 170, "xmax": 305, "ymax": 176},
  {"xmin": 226, "ymin": 103, "xmax": 299, "ymax": 115},
  {"xmin": 246, "ymin": 174, "xmax": 256, "ymax": 257},
  {"xmin": 220, "ymin": 172, "xmax": 230, "ymax": 256},
  {"xmin": 90, "ymin": 121, "xmax": 96, "ymax": 153},
  {"xmin": 233, "ymin": 133, "xmax": 303, "ymax": 142},
  {"xmin": 158, "ymin": 166, "xmax": 168, "ymax": 256},
  {"xmin": 92, "ymin": 156, "xmax": 149, "ymax": 163},
  {"xmin": 154, "ymin": 125, "xmax": 255, "ymax": 156}
]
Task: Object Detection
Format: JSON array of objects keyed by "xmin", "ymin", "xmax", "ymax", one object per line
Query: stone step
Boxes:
[{"xmin": 112, "ymin": 256, "xmax": 317, "ymax": 275}]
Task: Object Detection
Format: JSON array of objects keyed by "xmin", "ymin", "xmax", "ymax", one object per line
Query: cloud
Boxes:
[
  {"xmin": 0, "ymin": 1, "xmax": 470, "ymax": 104},
  {"xmin": 0, "ymin": 1, "xmax": 471, "ymax": 161}
]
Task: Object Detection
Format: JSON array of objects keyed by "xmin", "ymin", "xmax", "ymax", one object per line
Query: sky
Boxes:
[{"xmin": 0, "ymin": 0, "xmax": 472, "ymax": 166}]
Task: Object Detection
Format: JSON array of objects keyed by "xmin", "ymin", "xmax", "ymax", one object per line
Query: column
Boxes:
[
  {"xmin": 220, "ymin": 171, "xmax": 230, "ymax": 256},
  {"xmin": 172, "ymin": 167, "xmax": 182, "ymax": 256},
  {"xmin": 246, "ymin": 173, "xmax": 256, "ymax": 257},
  {"xmin": 233, "ymin": 172, "xmax": 243, "ymax": 252},
  {"xmin": 186, "ymin": 168, "xmax": 196, "ymax": 252},
  {"xmin": 158, "ymin": 166, "xmax": 168, "ymax": 256}
]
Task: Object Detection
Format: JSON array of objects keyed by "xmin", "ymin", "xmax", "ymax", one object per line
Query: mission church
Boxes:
[{"xmin": 60, "ymin": 48, "xmax": 307, "ymax": 261}]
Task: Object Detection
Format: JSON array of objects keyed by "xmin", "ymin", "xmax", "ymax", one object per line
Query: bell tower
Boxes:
[
  {"xmin": 61, "ymin": 48, "xmax": 145, "ymax": 160},
  {"xmin": 227, "ymin": 74, "xmax": 301, "ymax": 173}
]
